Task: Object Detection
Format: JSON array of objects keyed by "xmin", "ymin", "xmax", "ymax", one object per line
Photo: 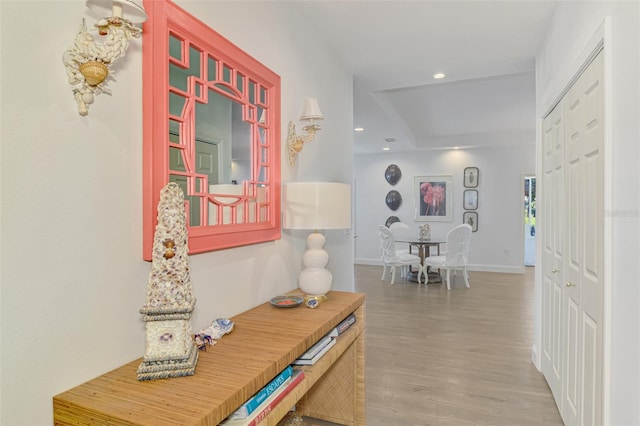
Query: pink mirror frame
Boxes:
[{"xmin": 142, "ymin": 0, "xmax": 281, "ymax": 260}]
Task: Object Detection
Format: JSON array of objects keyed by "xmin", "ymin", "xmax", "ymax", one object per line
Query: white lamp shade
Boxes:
[
  {"xmin": 283, "ymin": 182, "xmax": 351, "ymax": 230},
  {"xmin": 86, "ymin": 0, "xmax": 148, "ymax": 23},
  {"xmin": 299, "ymin": 98, "xmax": 324, "ymax": 122}
]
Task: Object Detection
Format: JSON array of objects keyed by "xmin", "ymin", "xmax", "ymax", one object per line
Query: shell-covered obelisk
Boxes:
[{"xmin": 137, "ymin": 183, "xmax": 198, "ymax": 380}]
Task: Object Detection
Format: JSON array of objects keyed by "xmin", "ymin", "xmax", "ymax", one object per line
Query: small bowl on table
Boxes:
[{"xmin": 270, "ymin": 295, "xmax": 304, "ymax": 308}]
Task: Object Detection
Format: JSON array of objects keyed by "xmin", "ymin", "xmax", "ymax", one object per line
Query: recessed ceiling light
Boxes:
[
  {"xmin": 354, "ymin": 127, "xmax": 364, "ymax": 132},
  {"xmin": 383, "ymin": 147, "xmax": 390, "ymax": 151},
  {"xmin": 433, "ymin": 73, "xmax": 446, "ymax": 79}
]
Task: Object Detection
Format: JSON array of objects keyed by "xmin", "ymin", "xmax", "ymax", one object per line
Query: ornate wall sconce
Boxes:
[
  {"xmin": 287, "ymin": 98, "xmax": 324, "ymax": 166},
  {"xmin": 62, "ymin": 0, "xmax": 147, "ymax": 116}
]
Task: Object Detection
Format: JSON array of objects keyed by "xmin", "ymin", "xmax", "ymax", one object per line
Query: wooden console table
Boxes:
[{"xmin": 53, "ymin": 291, "xmax": 366, "ymax": 425}]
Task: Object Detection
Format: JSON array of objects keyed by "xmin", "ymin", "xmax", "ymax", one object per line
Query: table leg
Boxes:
[{"xmin": 404, "ymin": 242, "xmax": 443, "ymax": 284}]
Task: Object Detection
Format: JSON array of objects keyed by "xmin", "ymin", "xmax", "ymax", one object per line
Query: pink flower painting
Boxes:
[{"xmin": 420, "ymin": 180, "xmax": 447, "ymax": 216}]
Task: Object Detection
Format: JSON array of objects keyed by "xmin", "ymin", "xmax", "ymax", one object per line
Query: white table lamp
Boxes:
[{"xmin": 283, "ymin": 182, "xmax": 351, "ymax": 305}]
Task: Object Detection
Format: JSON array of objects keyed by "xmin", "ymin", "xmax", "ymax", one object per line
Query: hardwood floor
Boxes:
[{"xmin": 355, "ymin": 264, "xmax": 563, "ymax": 425}]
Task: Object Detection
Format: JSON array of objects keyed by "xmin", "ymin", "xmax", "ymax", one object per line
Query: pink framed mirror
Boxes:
[{"xmin": 142, "ymin": 0, "xmax": 281, "ymax": 260}]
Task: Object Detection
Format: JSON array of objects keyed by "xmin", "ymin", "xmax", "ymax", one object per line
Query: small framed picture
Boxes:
[
  {"xmin": 464, "ymin": 167, "xmax": 479, "ymax": 188},
  {"xmin": 463, "ymin": 211, "xmax": 478, "ymax": 232},
  {"xmin": 463, "ymin": 190, "xmax": 478, "ymax": 210}
]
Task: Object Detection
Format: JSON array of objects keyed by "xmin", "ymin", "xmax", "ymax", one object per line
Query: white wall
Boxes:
[
  {"xmin": 354, "ymin": 145, "xmax": 534, "ymax": 273},
  {"xmin": 535, "ymin": 1, "xmax": 640, "ymax": 424},
  {"xmin": 0, "ymin": 1, "xmax": 353, "ymax": 424}
]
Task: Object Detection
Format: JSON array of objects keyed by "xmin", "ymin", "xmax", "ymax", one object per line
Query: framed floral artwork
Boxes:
[
  {"xmin": 464, "ymin": 167, "xmax": 479, "ymax": 188},
  {"xmin": 463, "ymin": 211, "xmax": 478, "ymax": 232},
  {"xmin": 463, "ymin": 190, "xmax": 478, "ymax": 210},
  {"xmin": 414, "ymin": 175, "xmax": 453, "ymax": 222}
]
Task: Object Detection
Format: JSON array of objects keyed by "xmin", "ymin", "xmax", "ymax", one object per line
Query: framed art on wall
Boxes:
[
  {"xmin": 463, "ymin": 211, "xmax": 478, "ymax": 232},
  {"xmin": 463, "ymin": 190, "xmax": 478, "ymax": 210},
  {"xmin": 414, "ymin": 175, "xmax": 453, "ymax": 222},
  {"xmin": 464, "ymin": 167, "xmax": 479, "ymax": 188}
]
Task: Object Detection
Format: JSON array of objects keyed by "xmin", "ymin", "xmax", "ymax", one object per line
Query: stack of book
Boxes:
[
  {"xmin": 220, "ymin": 366, "xmax": 305, "ymax": 426},
  {"xmin": 219, "ymin": 313, "xmax": 357, "ymax": 425},
  {"xmin": 292, "ymin": 313, "xmax": 356, "ymax": 366},
  {"xmin": 292, "ymin": 335, "xmax": 336, "ymax": 366}
]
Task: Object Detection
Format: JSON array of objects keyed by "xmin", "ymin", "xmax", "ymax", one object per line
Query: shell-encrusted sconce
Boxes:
[
  {"xmin": 78, "ymin": 61, "xmax": 110, "ymax": 86},
  {"xmin": 62, "ymin": 1, "xmax": 147, "ymax": 116},
  {"xmin": 287, "ymin": 98, "xmax": 324, "ymax": 166}
]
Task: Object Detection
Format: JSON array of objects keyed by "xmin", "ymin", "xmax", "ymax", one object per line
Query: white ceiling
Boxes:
[{"xmin": 290, "ymin": 1, "xmax": 558, "ymax": 155}]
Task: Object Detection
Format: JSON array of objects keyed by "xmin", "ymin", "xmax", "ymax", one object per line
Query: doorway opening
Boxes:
[{"xmin": 524, "ymin": 176, "xmax": 536, "ymax": 266}]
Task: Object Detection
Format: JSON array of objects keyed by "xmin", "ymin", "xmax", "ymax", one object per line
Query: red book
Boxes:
[{"xmin": 249, "ymin": 370, "xmax": 305, "ymax": 426}]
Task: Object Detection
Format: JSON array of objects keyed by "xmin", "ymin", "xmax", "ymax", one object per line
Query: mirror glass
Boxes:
[{"xmin": 142, "ymin": 0, "xmax": 281, "ymax": 260}]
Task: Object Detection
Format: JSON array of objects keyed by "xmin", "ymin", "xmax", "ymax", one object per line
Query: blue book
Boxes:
[{"xmin": 228, "ymin": 366, "xmax": 294, "ymax": 419}]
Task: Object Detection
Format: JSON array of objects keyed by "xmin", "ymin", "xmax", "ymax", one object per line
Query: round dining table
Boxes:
[{"xmin": 396, "ymin": 238, "xmax": 444, "ymax": 284}]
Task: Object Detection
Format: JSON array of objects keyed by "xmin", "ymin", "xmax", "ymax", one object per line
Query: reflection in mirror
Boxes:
[{"xmin": 143, "ymin": 0, "xmax": 281, "ymax": 260}]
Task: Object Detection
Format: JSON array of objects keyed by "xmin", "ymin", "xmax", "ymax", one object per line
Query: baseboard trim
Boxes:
[
  {"xmin": 356, "ymin": 258, "xmax": 384, "ymax": 266},
  {"xmin": 355, "ymin": 259, "xmax": 526, "ymax": 274},
  {"xmin": 470, "ymin": 264, "xmax": 525, "ymax": 274},
  {"xmin": 531, "ymin": 344, "xmax": 541, "ymax": 371}
]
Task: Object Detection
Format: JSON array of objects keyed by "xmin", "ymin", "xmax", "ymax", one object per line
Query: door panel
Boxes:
[
  {"xmin": 541, "ymin": 102, "xmax": 564, "ymax": 406},
  {"xmin": 552, "ymin": 281, "xmax": 563, "ymax": 380},
  {"xmin": 565, "ymin": 294, "xmax": 580, "ymax": 424},
  {"xmin": 195, "ymin": 139, "xmax": 219, "ymax": 184},
  {"xmin": 562, "ymin": 49, "xmax": 604, "ymax": 426},
  {"xmin": 563, "ymin": 87, "xmax": 583, "ymax": 426},
  {"xmin": 582, "ymin": 313, "xmax": 598, "ymax": 426}
]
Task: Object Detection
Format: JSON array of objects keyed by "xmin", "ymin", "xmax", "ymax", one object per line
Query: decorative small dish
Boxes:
[{"xmin": 270, "ymin": 295, "xmax": 304, "ymax": 308}]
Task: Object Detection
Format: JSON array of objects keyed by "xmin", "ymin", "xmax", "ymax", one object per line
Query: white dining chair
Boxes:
[
  {"xmin": 424, "ymin": 223, "xmax": 472, "ymax": 290},
  {"xmin": 388, "ymin": 221, "xmax": 412, "ymax": 277},
  {"xmin": 378, "ymin": 225, "xmax": 425, "ymax": 285}
]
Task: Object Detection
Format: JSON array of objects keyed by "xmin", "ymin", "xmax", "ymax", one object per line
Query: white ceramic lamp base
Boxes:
[{"xmin": 299, "ymin": 232, "xmax": 332, "ymax": 302}]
